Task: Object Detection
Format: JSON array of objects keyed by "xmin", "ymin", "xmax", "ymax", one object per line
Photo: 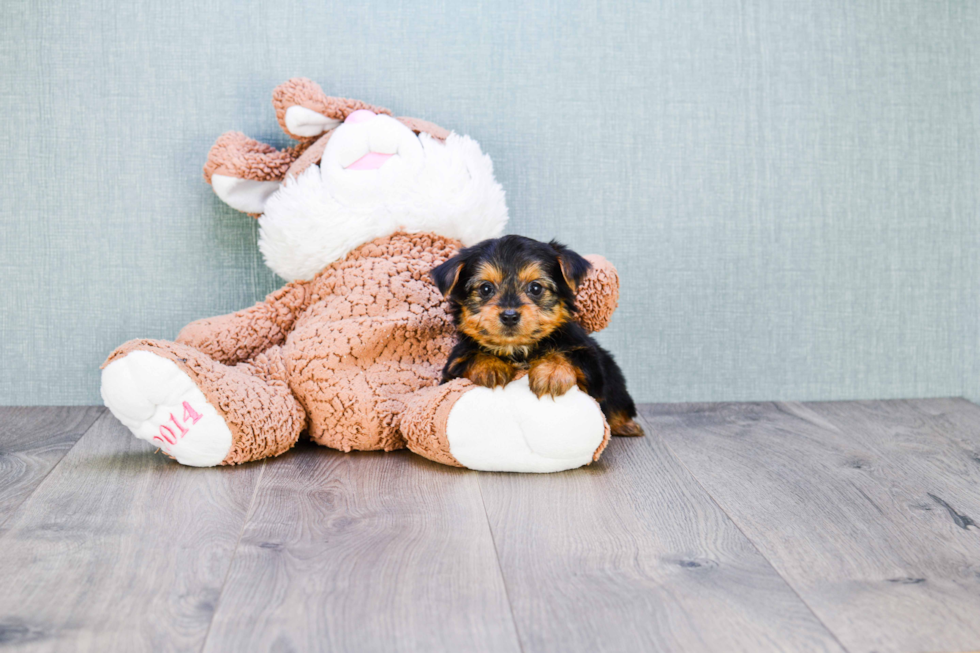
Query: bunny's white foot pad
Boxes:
[
  {"xmin": 445, "ymin": 375, "xmax": 606, "ymax": 473},
  {"xmin": 101, "ymin": 351, "xmax": 232, "ymax": 467}
]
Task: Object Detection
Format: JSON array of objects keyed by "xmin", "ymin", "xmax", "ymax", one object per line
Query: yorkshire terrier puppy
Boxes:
[{"xmin": 431, "ymin": 235, "xmax": 644, "ymax": 437}]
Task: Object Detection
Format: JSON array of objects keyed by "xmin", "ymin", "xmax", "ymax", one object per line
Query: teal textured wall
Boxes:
[{"xmin": 1, "ymin": 0, "xmax": 978, "ymax": 405}]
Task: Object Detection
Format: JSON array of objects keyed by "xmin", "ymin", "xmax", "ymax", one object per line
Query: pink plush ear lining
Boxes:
[{"xmin": 575, "ymin": 255, "xmax": 620, "ymax": 333}]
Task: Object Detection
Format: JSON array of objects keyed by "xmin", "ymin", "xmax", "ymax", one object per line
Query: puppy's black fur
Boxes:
[{"xmin": 431, "ymin": 235, "xmax": 643, "ymax": 437}]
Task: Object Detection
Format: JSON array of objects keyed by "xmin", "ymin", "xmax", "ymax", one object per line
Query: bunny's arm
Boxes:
[
  {"xmin": 575, "ymin": 255, "xmax": 620, "ymax": 333},
  {"xmin": 176, "ymin": 281, "xmax": 310, "ymax": 365}
]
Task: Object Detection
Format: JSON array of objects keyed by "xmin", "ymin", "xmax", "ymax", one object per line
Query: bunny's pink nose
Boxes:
[{"xmin": 345, "ymin": 110, "xmax": 377, "ymax": 124}]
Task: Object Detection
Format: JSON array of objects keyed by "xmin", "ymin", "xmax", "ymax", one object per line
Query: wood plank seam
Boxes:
[
  {"xmin": 197, "ymin": 460, "xmax": 268, "ymax": 653},
  {"xmin": 637, "ymin": 409, "xmax": 854, "ymax": 653},
  {"xmin": 197, "ymin": 448, "xmax": 522, "ymax": 651},
  {"xmin": 0, "ymin": 406, "xmax": 107, "ymax": 531},
  {"xmin": 476, "ymin": 476, "xmax": 527, "ymax": 653},
  {"xmin": 0, "ymin": 410, "xmax": 269, "ymax": 649},
  {"xmin": 477, "ymin": 409, "xmax": 848, "ymax": 652}
]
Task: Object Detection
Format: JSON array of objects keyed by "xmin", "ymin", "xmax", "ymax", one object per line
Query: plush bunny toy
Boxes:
[{"xmin": 100, "ymin": 78, "xmax": 622, "ymax": 472}]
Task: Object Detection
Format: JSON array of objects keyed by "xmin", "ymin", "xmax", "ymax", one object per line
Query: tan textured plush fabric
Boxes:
[
  {"xmin": 400, "ymin": 379, "xmax": 473, "ymax": 467},
  {"xmin": 577, "ymin": 255, "xmax": 620, "ymax": 333},
  {"xmin": 202, "ymin": 132, "xmax": 304, "ymax": 184},
  {"xmin": 593, "ymin": 406, "xmax": 612, "ymax": 461},
  {"xmin": 277, "ymin": 233, "xmax": 459, "ymax": 452},
  {"xmin": 176, "ymin": 281, "xmax": 310, "ymax": 365},
  {"xmin": 105, "ymin": 232, "xmax": 621, "ymax": 466}
]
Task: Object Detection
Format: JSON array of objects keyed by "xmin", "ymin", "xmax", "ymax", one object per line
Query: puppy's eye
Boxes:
[
  {"xmin": 478, "ymin": 282, "xmax": 495, "ymax": 298},
  {"xmin": 527, "ymin": 281, "xmax": 544, "ymax": 297}
]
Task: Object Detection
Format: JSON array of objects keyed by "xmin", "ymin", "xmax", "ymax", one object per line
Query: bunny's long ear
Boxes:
[
  {"xmin": 203, "ymin": 132, "xmax": 297, "ymax": 215},
  {"xmin": 272, "ymin": 77, "xmax": 391, "ymax": 140}
]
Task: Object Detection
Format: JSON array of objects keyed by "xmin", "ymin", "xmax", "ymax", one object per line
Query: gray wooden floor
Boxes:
[{"xmin": 1, "ymin": 400, "xmax": 979, "ymax": 653}]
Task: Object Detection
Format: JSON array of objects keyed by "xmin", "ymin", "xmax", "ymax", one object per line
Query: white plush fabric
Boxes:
[
  {"xmin": 284, "ymin": 105, "xmax": 341, "ymax": 137},
  {"xmin": 259, "ymin": 123, "xmax": 508, "ymax": 281},
  {"xmin": 445, "ymin": 375, "xmax": 606, "ymax": 473},
  {"xmin": 211, "ymin": 175, "xmax": 282, "ymax": 215},
  {"xmin": 101, "ymin": 351, "xmax": 232, "ymax": 467}
]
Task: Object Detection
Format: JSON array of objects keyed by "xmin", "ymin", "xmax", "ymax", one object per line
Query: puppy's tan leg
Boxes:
[
  {"xmin": 465, "ymin": 353, "xmax": 517, "ymax": 389},
  {"xmin": 529, "ymin": 352, "xmax": 578, "ymax": 398}
]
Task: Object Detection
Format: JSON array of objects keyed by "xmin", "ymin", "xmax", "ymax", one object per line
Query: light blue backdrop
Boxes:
[{"xmin": 1, "ymin": 0, "xmax": 978, "ymax": 405}]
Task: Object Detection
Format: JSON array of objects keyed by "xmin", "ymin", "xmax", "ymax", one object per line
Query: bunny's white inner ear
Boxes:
[
  {"xmin": 285, "ymin": 106, "xmax": 342, "ymax": 137},
  {"xmin": 211, "ymin": 175, "xmax": 281, "ymax": 214}
]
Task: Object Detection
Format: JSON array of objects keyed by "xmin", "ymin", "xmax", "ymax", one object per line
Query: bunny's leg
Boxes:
[
  {"xmin": 101, "ymin": 340, "xmax": 305, "ymax": 466},
  {"xmin": 400, "ymin": 376, "xmax": 611, "ymax": 473}
]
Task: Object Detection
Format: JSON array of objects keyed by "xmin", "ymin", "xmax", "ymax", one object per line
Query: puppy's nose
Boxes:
[{"xmin": 499, "ymin": 310, "xmax": 521, "ymax": 327}]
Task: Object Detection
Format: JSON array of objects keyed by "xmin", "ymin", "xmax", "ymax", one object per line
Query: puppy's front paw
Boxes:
[
  {"xmin": 529, "ymin": 353, "xmax": 578, "ymax": 398},
  {"xmin": 466, "ymin": 354, "xmax": 517, "ymax": 389}
]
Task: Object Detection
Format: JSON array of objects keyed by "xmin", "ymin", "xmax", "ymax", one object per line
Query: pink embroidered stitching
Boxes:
[{"xmin": 153, "ymin": 402, "xmax": 204, "ymax": 451}]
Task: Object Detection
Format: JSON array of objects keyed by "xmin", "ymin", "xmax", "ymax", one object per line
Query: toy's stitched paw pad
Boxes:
[
  {"xmin": 444, "ymin": 375, "xmax": 606, "ymax": 473},
  {"xmin": 528, "ymin": 354, "xmax": 577, "ymax": 398},
  {"xmin": 101, "ymin": 351, "xmax": 232, "ymax": 467}
]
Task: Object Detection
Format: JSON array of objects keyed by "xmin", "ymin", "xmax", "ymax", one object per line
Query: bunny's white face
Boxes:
[
  {"xmin": 211, "ymin": 98, "xmax": 508, "ymax": 282},
  {"xmin": 318, "ymin": 110, "xmax": 425, "ymax": 205}
]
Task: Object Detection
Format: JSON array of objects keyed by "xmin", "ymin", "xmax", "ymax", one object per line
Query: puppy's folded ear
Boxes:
[
  {"xmin": 431, "ymin": 256, "xmax": 464, "ymax": 297},
  {"xmin": 550, "ymin": 241, "xmax": 592, "ymax": 291}
]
